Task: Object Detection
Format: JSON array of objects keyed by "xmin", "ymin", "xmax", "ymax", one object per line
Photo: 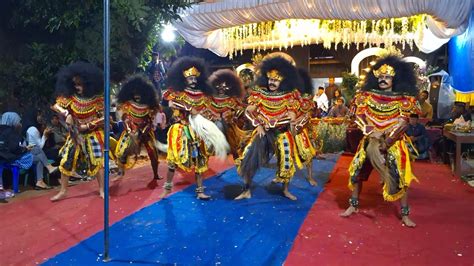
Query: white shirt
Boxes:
[
  {"xmin": 313, "ymin": 93, "xmax": 329, "ymax": 112},
  {"xmin": 153, "ymin": 112, "xmax": 167, "ymax": 130},
  {"xmin": 26, "ymin": 126, "xmax": 47, "ymax": 149}
]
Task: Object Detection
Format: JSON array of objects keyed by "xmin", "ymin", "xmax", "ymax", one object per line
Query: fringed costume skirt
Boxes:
[
  {"xmin": 166, "ymin": 123, "xmax": 209, "ymax": 174},
  {"xmin": 348, "ymin": 134, "xmax": 418, "ymax": 201},
  {"xmin": 59, "ymin": 130, "xmax": 104, "ymax": 177}
]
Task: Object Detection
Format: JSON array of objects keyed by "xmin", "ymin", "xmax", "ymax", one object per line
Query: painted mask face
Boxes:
[
  {"xmin": 185, "ymin": 76, "xmax": 198, "ymax": 89},
  {"xmin": 268, "ymin": 78, "xmax": 281, "ymax": 91},
  {"xmin": 73, "ymin": 76, "xmax": 84, "ymax": 95},
  {"xmin": 216, "ymin": 82, "xmax": 229, "ymax": 95},
  {"xmin": 377, "ymin": 75, "xmax": 393, "ymax": 90}
]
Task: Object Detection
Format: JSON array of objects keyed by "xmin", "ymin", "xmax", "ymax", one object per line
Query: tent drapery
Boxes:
[
  {"xmin": 449, "ymin": 10, "xmax": 474, "ymax": 98},
  {"xmin": 173, "ymin": 0, "xmax": 474, "ymax": 57}
]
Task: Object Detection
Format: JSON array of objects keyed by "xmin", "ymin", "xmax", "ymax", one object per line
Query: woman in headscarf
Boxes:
[
  {"xmin": 22, "ymin": 108, "xmax": 57, "ymax": 189},
  {"xmin": 0, "ymin": 112, "xmax": 33, "ymax": 197}
]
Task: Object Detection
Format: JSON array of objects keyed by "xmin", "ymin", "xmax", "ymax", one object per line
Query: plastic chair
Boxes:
[{"xmin": 0, "ymin": 162, "xmax": 20, "ymax": 193}]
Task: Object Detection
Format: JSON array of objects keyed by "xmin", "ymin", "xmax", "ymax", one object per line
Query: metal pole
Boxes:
[{"xmin": 103, "ymin": 0, "xmax": 111, "ymax": 262}]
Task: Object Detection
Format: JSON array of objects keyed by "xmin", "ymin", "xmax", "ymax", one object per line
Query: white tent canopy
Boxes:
[{"xmin": 173, "ymin": 0, "xmax": 474, "ymax": 56}]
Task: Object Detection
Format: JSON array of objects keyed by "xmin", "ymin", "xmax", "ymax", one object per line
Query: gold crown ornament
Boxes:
[
  {"xmin": 373, "ymin": 64, "xmax": 396, "ymax": 77},
  {"xmin": 183, "ymin": 66, "xmax": 201, "ymax": 78},
  {"xmin": 266, "ymin": 69, "xmax": 283, "ymax": 81}
]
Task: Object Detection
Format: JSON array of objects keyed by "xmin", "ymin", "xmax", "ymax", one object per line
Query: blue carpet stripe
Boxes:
[{"xmin": 44, "ymin": 154, "xmax": 339, "ymax": 266}]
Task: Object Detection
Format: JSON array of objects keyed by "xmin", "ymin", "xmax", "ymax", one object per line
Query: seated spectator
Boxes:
[
  {"xmin": 329, "ymin": 88, "xmax": 344, "ymax": 108},
  {"xmin": 328, "ymin": 97, "xmax": 349, "ymax": 118},
  {"xmin": 0, "ymin": 112, "xmax": 34, "ymax": 197},
  {"xmin": 406, "ymin": 113, "xmax": 430, "ymax": 159},
  {"xmin": 313, "ymin": 86, "xmax": 329, "ymax": 116},
  {"xmin": 44, "ymin": 114, "xmax": 67, "ymax": 163},
  {"xmin": 417, "ymin": 90, "xmax": 433, "ymax": 121},
  {"xmin": 22, "ymin": 109, "xmax": 57, "ymax": 189},
  {"xmin": 50, "ymin": 114, "xmax": 67, "ymax": 146},
  {"xmin": 452, "ymin": 101, "xmax": 472, "ymax": 123}
]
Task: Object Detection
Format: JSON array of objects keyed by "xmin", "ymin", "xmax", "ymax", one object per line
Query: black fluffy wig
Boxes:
[
  {"xmin": 296, "ymin": 68, "xmax": 314, "ymax": 96},
  {"xmin": 255, "ymin": 56, "xmax": 300, "ymax": 92},
  {"xmin": 209, "ymin": 69, "xmax": 245, "ymax": 98},
  {"xmin": 363, "ymin": 56, "xmax": 417, "ymax": 96},
  {"xmin": 117, "ymin": 74, "xmax": 158, "ymax": 108},
  {"xmin": 55, "ymin": 61, "xmax": 103, "ymax": 98},
  {"xmin": 165, "ymin": 56, "xmax": 214, "ymax": 96}
]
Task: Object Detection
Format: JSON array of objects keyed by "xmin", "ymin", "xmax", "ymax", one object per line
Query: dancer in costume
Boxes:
[
  {"xmin": 294, "ymin": 68, "xmax": 318, "ymax": 186},
  {"xmin": 208, "ymin": 69, "xmax": 248, "ymax": 159},
  {"xmin": 115, "ymin": 74, "xmax": 161, "ymax": 179},
  {"xmin": 50, "ymin": 62, "xmax": 105, "ymax": 201},
  {"xmin": 162, "ymin": 57, "xmax": 228, "ymax": 200},
  {"xmin": 340, "ymin": 56, "xmax": 420, "ymax": 227},
  {"xmin": 235, "ymin": 56, "xmax": 301, "ymax": 200}
]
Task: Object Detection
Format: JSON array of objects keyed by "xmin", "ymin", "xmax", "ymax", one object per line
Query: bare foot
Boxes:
[
  {"xmin": 153, "ymin": 175, "xmax": 163, "ymax": 180},
  {"xmin": 159, "ymin": 189, "xmax": 172, "ymax": 199},
  {"xmin": 306, "ymin": 177, "xmax": 317, "ymax": 186},
  {"xmin": 99, "ymin": 190, "xmax": 105, "ymax": 199},
  {"xmin": 234, "ymin": 190, "xmax": 251, "ymax": 200},
  {"xmin": 402, "ymin": 216, "xmax": 416, "ymax": 227},
  {"xmin": 283, "ymin": 190, "xmax": 297, "ymax": 200},
  {"xmin": 196, "ymin": 192, "xmax": 211, "ymax": 200},
  {"xmin": 340, "ymin": 206, "xmax": 358, "ymax": 217},
  {"xmin": 50, "ymin": 191, "xmax": 67, "ymax": 202}
]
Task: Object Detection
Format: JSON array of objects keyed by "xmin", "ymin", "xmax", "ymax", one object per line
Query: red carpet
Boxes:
[
  {"xmin": 286, "ymin": 155, "xmax": 474, "ymax": 266},
  {"xmin": 0, "ymin": 157, "xmax": 233, "ymax": 266}
]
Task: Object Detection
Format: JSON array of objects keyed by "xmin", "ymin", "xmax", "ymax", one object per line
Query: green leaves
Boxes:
[{"xmin": 0, "ymin": 0, "xmax": 189, "ymax": 107}]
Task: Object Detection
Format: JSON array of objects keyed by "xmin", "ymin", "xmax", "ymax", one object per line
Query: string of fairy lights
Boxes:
[{"xmin": 221, "ymin": 15, "xmax": 426, "ymax": 58}]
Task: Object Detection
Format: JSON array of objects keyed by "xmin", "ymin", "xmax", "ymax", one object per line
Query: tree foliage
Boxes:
[{"xmin": 0, "ymin": 0, "xmax": 189, "ymax": 110}]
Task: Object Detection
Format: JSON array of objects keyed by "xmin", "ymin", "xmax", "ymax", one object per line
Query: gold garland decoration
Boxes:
[{"xmin": 221, "ymin": 15, "xmax": 426, "ymax": 58}]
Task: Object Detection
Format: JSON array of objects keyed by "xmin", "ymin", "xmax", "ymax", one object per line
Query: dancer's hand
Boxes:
[
  {"xmin": 190, "ymin": 107, "xmax": 199, "ymax": 116},
  {"xmin": 256, "ymin": 125, "xmax": 265, "ymax": 137}
]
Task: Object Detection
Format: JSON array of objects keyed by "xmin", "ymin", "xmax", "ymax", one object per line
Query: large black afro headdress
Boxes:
[
  {"xmin": 209, "ymin": 69, "xmax": 244, "ymax": 98},
  {"xmin": 363, "ymin": 56, "xmax": 417, "ymax": 96},
  {"xmin": 296, "ymin": 68, "xmax": 314, "ymax": 95},
  {"xmin": 117, "ymin": 74, "xmax": 158, "ymax": 108},
  {"xmin": 55, "ymin": 61, "xmax": 103, "ymax": 98},
  {"xmin": 256, "ymin": 56, "xmax": 300, "ymax": 92},
  {"xmin": 165, "ymin": 56, "xmax": 214, "ymax": 96}
]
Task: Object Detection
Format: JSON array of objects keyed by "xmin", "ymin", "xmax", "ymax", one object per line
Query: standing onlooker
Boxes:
[
  {"xmin": 146, "ymin": 51, "xmax": 167, "ymax": 100},
  {"xmin": 325, "ymin": 77, "xmax": 339, "ymax": 102}
]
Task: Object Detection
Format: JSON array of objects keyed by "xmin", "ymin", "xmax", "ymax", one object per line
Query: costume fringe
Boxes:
[
  {"xmin": 237, "ymin": 130, "xmax": 275, "ymax": 179},
  {"xmin": 155, "ymin": 140, "xmax": 168, "ymax": 153},
  {"xmin": 188, "ymin": 114, "xmax": 229, "ymax": 160}
]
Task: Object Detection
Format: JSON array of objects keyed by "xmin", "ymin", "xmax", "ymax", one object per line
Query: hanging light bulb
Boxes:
[{"xmin": 161, "ymin": 24, "xmax": 176, "ymax": 43}]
